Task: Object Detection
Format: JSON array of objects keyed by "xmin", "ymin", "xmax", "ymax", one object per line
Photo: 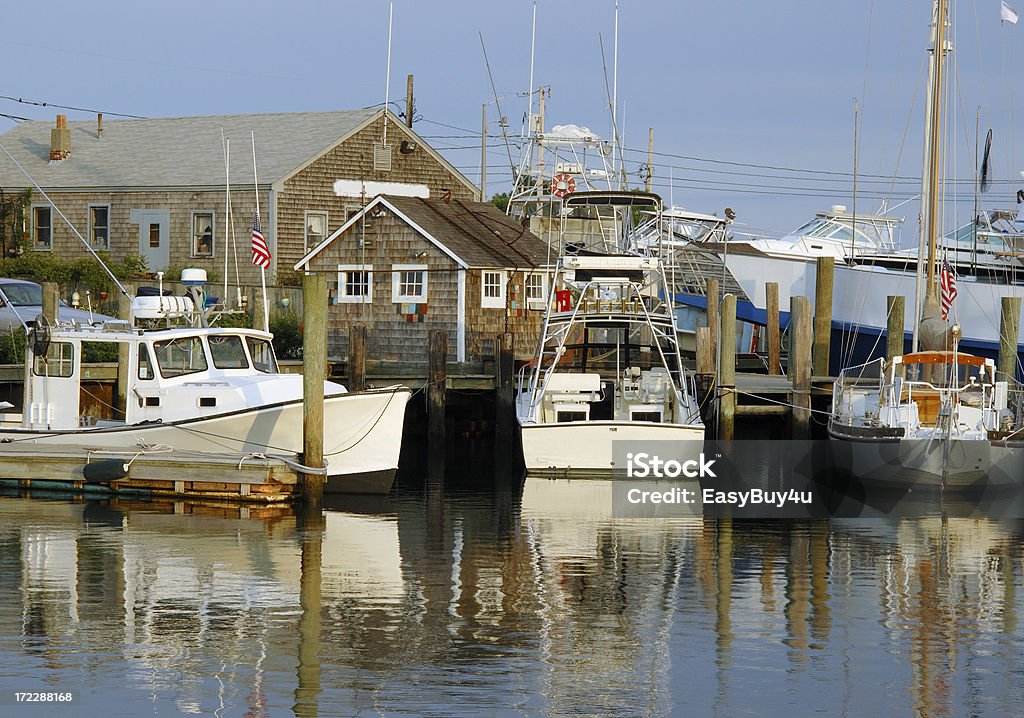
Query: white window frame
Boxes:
[
  {"xmin": 392, "ymin": 264, "xmax": 427, "ymax": 303},
  {"xmin": 304, "ymin": 210, "xmax": 329, "ymax": 254},
  {"xmin": 32, "ymin": 205, "xmax": 52, "ymax": 251},
  {"xmin": 525, "ymin": 272, "xmax": 548, "ymax": 307},
  {"xmin": 89, "ymin": 204, "xmax": 111, "ymax": 250},
  {"xmin": 337, "ymin": 264, "xmax": 373, "ymax": 303},
  {"xmin": 190, "ymin": 210, "xmax": 216, "ymax": 258},
  {"xmin": 481, "ymin": 270, "xmax": 507, "ymax": 309}
]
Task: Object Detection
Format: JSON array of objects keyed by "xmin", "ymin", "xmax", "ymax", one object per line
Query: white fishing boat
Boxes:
[
  {"xmin": 515, "ymin": 251, "xmax": 705, "ymax": 476},
  {"xmin": 0, "ymin": 276, "xmax": 411, "ymax": 494}
]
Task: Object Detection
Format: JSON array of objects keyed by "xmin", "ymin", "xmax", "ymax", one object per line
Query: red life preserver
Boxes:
[{"xmin": 550, "ymin": 173, "xmax": 577, "ymax": 198}]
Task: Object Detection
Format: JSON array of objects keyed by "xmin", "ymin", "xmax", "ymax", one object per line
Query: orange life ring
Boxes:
[{"xmin": 550, "ymin": 173, "xmax": 577, "ymax": 198}]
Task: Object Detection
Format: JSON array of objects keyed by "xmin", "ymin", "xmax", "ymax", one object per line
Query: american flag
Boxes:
[
  {"xmin": 251, "ymin": 211, "xmax": 271, "ymax": 269},
  {"xmin": 940, "ymin": 256, "xmax": 957, "ymax": 320}
]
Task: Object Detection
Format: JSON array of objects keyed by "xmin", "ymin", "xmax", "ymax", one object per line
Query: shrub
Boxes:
[{"xmin": 269, "ymin": 312, "xmax": 303, "ymax": 359}]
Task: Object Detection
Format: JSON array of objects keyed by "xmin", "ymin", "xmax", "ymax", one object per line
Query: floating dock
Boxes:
[{"xmin": 0, "ymin": 445, "xmax": 299, "ymax": 502}]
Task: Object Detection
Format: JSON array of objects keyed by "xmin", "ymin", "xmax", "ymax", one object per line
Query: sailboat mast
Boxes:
[{"xmin": 924, "ymin": 0, "xmax": 949, "ymax": 301}]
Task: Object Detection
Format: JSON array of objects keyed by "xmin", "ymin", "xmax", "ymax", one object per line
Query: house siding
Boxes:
[
  {"xmin": 278, "ymin": 115, "xmax": 478, "ymax": 278},
  {"xmin": 304, "ymin": 209, "xmax": 544, "ymax": 367}
]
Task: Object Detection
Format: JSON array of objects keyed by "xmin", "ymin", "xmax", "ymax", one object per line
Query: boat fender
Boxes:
[{"xmin": 83, "ymin": 459, "xmax": 129, "ymax": 482}]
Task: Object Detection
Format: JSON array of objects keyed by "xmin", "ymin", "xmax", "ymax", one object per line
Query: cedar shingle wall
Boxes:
[
  {"xmin": 305, "ymin": 211, "xmax": 544, "ymax": 365},
  {"xmin": 278, "ymin": 116, "xmax": 478, "ymax": 277},
  {"xmin": 22, "ymin": 189, "xmax": 270, "ymax": 285}
]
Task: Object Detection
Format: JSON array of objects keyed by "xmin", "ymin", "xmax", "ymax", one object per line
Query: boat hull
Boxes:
[
  {"xmin": 0, "ymin": 387, "xmax": 412, "ymax": 494},
  {"xmin": 519, "ymin": 420, "xmax": 705, "ymax": 477},
  {"xmin": 828, "ymin": 431, "xmax": 1022, "ymax": 490}
]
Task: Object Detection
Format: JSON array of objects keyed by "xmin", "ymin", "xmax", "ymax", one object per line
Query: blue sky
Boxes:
[{"xmin": 2, "ymin": 0, "xmax": 1022, "ymax": 241}]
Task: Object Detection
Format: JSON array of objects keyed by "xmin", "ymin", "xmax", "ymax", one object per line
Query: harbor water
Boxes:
[{"xmin": 1, "ymin": 467, "xmax": 1023, "ymax": 717}]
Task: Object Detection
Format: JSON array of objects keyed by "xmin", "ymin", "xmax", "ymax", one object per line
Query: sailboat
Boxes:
[{"xmin": 827, "ymin": 0, "xmax": 1024, "ymax": 490}]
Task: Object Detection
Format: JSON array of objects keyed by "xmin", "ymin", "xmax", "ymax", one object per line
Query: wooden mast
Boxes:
[{"xmin": 924, "ymin": 0, "xmax": 949, "ymax": 304}]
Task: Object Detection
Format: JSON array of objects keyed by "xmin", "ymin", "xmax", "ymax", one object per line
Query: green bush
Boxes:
[
  {"xmin": 0, "ymin": 330, "xmax": 25, "ymax": 365},
  {"xmin": 270, "ymin": 312, "xmax": 303, "ymax": 360},
  {"xmin": 0, "ymin": 253, "xmax": 147, "ymax": 295}
]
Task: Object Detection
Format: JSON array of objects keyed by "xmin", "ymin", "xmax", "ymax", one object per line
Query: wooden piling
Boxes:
[
  {"xmin": 719, "ymin": 293, "xmax": 736, "ymax": 440},
  {"xmin": 812, "ymin": 257, "xmax": 833, "ymax": 377},
  {"xmin": 886, "ymin": 295, "xmax": 905, "ymax": 362},
  {"xmin": 766, "ymin": 282, "xmax": 781, "ymax": 375},
  {"xmin": 428, "ymin": 328, "xmax": 448, "ymax": 459},
  {"xmin": 695, "ymin": 326, "xmax": 714, "ymax": 423},
  {"xmin": 495, "ymin": 332, "xmax": 515, "ymax": 479},
  {"xmin": 41, "ymin": 282, "xmax": 59, "ymax": 324},
  {"xmin": 999, "ymin": 296, "xmax": 1022, "ymax": 380},
  {"xmin": 348, "ymin": 324, "xmax": 367, "ymax": 392},
  {"xmin": 790, "ymin": 296, "xmax": 812, "ymax": 439},
  {"xmin": 301, "ymin": 273, "xmax": 327, "ymax": 510},
  {"xmin": 706, "ymin": 278, "xmax": 720, "ymax": 371}
]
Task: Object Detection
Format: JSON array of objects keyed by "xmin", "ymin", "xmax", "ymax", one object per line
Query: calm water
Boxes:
[{"xmin": 1, "ymin": 476, "xmax": 1023, "ymax": 717}]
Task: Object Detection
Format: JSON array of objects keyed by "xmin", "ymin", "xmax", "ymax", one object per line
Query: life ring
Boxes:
[{"xmin": 550, "ymin": 173, "xmax": 577, "ymax": 198}]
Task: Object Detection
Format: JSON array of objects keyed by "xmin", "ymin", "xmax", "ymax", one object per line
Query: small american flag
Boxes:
[
  {"xmin": 940, "ymin": 256, "xmax": 957, "ymax": 320},
  {"xmin": 251, "ymin": 211, "xmax": 271, "ymax": 269}
]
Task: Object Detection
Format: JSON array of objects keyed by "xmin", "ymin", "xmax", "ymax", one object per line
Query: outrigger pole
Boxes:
[{"xmin": 0, "ymin": 140, "xmax": 131, "ymax": 300}]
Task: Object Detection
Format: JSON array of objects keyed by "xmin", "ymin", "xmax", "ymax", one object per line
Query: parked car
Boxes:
[{"xmin": 0, "ymin": 278, "xmax": 116, "ymax": 332}]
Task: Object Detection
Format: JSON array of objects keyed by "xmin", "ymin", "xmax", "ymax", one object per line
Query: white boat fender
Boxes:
[{"xmin": 83, "ymin": 459, "xmax": 129, "ymax": 482}]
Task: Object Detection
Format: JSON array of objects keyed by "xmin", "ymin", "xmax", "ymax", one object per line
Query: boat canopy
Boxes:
[{"xmin": 564, "ymin": 191, "xmax": 662, "ymax": 208}]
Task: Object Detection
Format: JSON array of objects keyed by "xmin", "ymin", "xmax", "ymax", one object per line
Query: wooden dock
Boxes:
[{"xmin": 0, "ymin": 446, "xmax": 299, "ymax": 502}]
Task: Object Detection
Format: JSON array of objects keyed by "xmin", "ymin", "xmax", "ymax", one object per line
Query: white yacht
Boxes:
[{"xmin": 0, "ymin": 283, "xmax": 411, "ymax": 494}]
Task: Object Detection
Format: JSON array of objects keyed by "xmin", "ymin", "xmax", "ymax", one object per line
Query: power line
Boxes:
[{"xmin": 0, "ymin": 94, "xmax": 144, "ymax": 119}]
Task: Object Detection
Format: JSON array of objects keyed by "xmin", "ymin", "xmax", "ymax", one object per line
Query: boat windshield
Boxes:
[
  {"xmin": 0, "ymin": 283, "xmax": 42, "ymax": 306},
  {"xmin": 208, "ymin": 335, "xmax": 249, "ymax": 369},
  {"xmin": 154, "ymin": 336, "xmax": 208, "ymax": 378},
  {"xmin": 246, "ymin": 337, "xmax": 279, "ymax": 374}
]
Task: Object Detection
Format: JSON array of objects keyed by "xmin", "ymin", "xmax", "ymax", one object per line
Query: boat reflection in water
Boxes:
[{"xmin": 0, "ymin": 476, "xmax": 1022, "ymax": 716}]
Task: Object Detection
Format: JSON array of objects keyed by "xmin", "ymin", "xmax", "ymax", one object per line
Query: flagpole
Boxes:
[
  {"xmin": 252, "ymin": 130, "xmax": 269, "ymax": 333},
  {"xmin": 223, "ymin": 134, "xmax": 230, "ymax": 310}
]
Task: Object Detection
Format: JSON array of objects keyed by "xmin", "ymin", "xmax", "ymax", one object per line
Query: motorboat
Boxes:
[{"xmin": 0, "ymin": 276, "xmax": 411, "ymax": 494}]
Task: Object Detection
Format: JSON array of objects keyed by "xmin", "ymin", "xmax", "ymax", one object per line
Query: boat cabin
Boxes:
[{"xmin": 6, "ymin": 324, "xmax": 286, "ymax": 431}]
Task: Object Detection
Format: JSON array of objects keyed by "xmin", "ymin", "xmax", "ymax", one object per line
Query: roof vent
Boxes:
[{"xmin": 50, "ymin": 115, "xmax": 71, "ymax": 161}]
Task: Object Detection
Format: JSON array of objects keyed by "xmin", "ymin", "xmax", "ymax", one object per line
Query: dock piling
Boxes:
[
  {"xmin": 999, "ymin": 296, "xmax": 1022, "ymax": 380},
  {"xmin": 790, "ymin": 296, "xmax": 812, "ymax": 439},
  {"xmin": 812, "ymin": 257, "xmax": 834, "ymax": 377},
  {"xmin": 767, "ymin": 282, "xmax": 781, "ymax": 375},
  {"xmin": 42, "ymin": 282, "xmax": 59, "ymax": 324},
  {"xmin": 707, "ymin": 278, "xmax": 720, "ymax": 372},
  {"xmin": 428, "ymin": 329, "xmax": 448, "ymax": 470},
  {"xmin": 886, "ymin": 295, "xmax": 905, "ymax": 362},
  {"xmin": 301, "ymin": 273, "xmax": 327, "ymax": 510},
  {"xmin": 349, "ymin": 324, "xmax": 367, "ymax": 392},
  {"xmin": 116, "ymin": 285, "xmax": 133, "ymax": 418},
  {"xmin": 719, "ymin": 293, "xmax": 736, "ymax": 440},
  {"xmin": 495, "ymin": 332, "xmax": 515, "ymax": 480}
]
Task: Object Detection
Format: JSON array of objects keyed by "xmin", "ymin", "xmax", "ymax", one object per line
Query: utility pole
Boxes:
[{"xmin": 405, "ymin": 74, "xmax": 414, "ymax": 128}]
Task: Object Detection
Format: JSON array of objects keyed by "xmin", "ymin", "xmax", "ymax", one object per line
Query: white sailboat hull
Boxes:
[
  {"xmin": 519, "ymin": 419, "xmax": 705, "ymax": 477},
  {"xmin": 0, "ymin": 387, "xmax": 412, "ymax": 494}
]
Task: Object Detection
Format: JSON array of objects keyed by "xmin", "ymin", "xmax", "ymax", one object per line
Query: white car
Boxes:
[{"xmin": 0, "ymin": 278, "xmax": 115, "ymax": 332}]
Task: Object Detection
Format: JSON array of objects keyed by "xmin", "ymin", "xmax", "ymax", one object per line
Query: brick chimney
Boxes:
[{"xmin": 49, "ymin": 115, "xmax": 71, "ymax": 161}]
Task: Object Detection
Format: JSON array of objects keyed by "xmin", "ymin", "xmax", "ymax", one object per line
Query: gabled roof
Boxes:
[
  {"xmin": 296, "ymin": 195, "xmax": 553, "ymax": 271},
  {"xmin": 0, "ymin": 108, "xmax": 397, "ymax": 189}
]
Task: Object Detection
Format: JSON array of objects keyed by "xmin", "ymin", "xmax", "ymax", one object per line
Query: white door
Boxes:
[{"xmin": 131, "ymin": 209, "xmax": 170, "ymax": 270}]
